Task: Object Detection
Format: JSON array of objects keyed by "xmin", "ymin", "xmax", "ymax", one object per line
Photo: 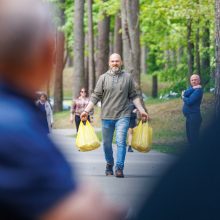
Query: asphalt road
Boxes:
[{"xmin": 51, "ymin": 129, "xmax": 177, "ymax": 218}]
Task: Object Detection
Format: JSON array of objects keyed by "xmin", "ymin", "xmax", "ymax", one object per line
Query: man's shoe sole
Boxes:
[
  {"xmin": 115, "ymin": 175, "xmax": 124, "ymax": 178},
  {"xmin": 105, "ymin": 172, "xmax": 114, "ymax": 176}
]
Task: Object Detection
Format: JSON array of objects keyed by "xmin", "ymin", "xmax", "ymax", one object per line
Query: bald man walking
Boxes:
[
  {"xmin": 0, "ymin": 1, "xmax": 125, "ymax": 219},
  {"xmin": 182, "ymin": 74, "xmax": 203, "ymax": 147},
  {"xmin": 81, "ymin": 53, "xmax": 149, "ymax": 178}
]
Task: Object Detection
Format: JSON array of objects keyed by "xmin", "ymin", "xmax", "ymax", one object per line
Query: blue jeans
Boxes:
[{"xmin": 102, "ymin": 117, "xmax": 130, "ymax": 170}]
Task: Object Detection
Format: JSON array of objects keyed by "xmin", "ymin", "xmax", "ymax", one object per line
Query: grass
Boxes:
[
  {"xmin": 54, "ymin": 93, "xmax": 215, "ymax": 154},
  {"xmin": 140, "ymin": 73, "xmax": 171, "ymax": 96}
]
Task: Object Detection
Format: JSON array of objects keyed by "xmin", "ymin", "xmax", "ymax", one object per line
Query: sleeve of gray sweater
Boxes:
[
  {"xmin": 90, "ymin": 74, "xmax": 104, "ymax": 105},
  {"xmin": 128, "ymin": 75, "xmax": 139, "ymax": 100}
]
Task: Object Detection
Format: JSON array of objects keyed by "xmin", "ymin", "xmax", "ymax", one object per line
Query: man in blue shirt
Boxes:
[
  {"xmin": 0, "ymin": 0, "xmax": 124, "ymax": 219},
  {"xmin": 182, "ymin": 74, "xmax": 203, "ymax": 146}
]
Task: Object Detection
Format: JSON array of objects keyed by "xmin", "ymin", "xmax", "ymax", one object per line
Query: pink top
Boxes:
[{"xmin": 71, "ymin": 97, "xmax": 90, "ymax": 116}]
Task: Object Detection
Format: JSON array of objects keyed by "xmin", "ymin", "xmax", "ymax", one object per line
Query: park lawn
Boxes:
[{"xmin": 54, "ymin": 93, "xmax": 214, "ymax": 154}]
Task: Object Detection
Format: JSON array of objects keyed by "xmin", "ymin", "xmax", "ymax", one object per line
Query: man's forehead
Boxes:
[
  {"xmin": 109, "ymin": 54, "xmax": 121, "ymax": 61},
  {"xmin": 191, "ymin": 75, "xmax": 200, "ymax": 80}
]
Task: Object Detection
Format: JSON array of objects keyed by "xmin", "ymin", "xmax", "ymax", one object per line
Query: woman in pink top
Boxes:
[{"xmin": 70, "ymin": 88, "xmax": 91, "ymax": 132}]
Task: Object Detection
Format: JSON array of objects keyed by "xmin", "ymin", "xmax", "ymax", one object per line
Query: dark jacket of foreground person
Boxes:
[
  {"xmin": 0, "ymin": 83, "xmax": 76, "ymax": 219},
  {"xmin": 135, "ymin": 117, "xmax": 220, "ymax": 220}
]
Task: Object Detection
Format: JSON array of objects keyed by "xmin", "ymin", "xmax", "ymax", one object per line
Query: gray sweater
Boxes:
[{"xmin": 90, "ymin": 70, "xmax": 138, "ymax": 119}]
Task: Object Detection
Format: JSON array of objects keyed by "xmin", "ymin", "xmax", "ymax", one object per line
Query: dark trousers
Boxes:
[
  {"xmin": 75, "ymin": 115, "xmax": 90, "ymax": 132},
  {"xmin": 185, "ymin": 113, "xmax": 202, "ymax": 147}
]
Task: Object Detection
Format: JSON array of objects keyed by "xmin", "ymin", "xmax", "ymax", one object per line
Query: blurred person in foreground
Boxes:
[
  {"xmin": 0, "ymin": 1, "xmax": 124, "ymax": 220},
  {"xmin": 80, "ymin": 53, "xmax": 149, "ymax": 178},
  {"xmin": 135, "ymin": 117, "xmax": 220, "ymax": 220},
  {"xmin": 182, "ymin": 74, "xmax": 203, "ymax": 147}
]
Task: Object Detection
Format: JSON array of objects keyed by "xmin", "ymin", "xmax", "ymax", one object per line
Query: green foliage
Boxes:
[
  {"xmin": 157, "ymin": 64, "xmax": 188, "ymax": 94},
  {"xmin": 147, "ymin": 48, "xmax": 163, "ymax": 73},
  {"xmin": 47, "ymin": 0, "xmax": 215, "ymax": 96},
  {"xmin": 93, "ymin": 0, "xmax": 120, "ymax": 17},
  {"xmin": 63, "ymin": 0, "xmax": 74, "ymax": 57},
  {"xmin": 140, "ymin": 0, "xmax": 214, "ymax": 95}
]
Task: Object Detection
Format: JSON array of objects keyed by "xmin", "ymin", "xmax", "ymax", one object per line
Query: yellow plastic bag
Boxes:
[
  {"xmin": 131, "ymin": 121, "xmax": 153, "ymax": 153},
  {"xmin": 76, "ymin": 120, "xmax": 100, "ymax": 151}
]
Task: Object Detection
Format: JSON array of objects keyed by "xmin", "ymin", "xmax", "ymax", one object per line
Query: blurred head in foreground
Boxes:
[
  {"xmin": 0, "ymin": 1, "xmax": 125, "ymax": 220},
  {"xmin": 0, "ymin": 0, "xmax": 55, "ymax": 95}
]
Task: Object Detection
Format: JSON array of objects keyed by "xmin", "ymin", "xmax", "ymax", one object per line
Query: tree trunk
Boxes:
[
  {"xmin": 96, "ymin": 10, "xmax": 110, "ymax": 78},
  {"xmin": 121, "ymin": 0, "xmax": 141, "ymax": 84},
  {"xmin": 187, "ymin": 19, "xmax": 194, "ymax": 78},
  {"xmin": 67, "ymin": 55, "xmax": 73, "ymax": 67},
  {"xmin": 114, "ymin": 14, "xmax": 122, "ymax": 56},
  {"xmin": 152, "ymin": 75, "xmax": 158, "ymax": 98},
  {"xmin": 84, "ymin": 33, "xmax": 89, "ymax": 92},
  {"xmin": 73, "ymin": 0, "xmax": 85, "ymax": 98},
  {"xmin": 109, "ymin": 31, "xmax": 114, "ymax": 56},
  {"xmin": 53, "ymin": 1, "xmax": 65, "ymax": 113},
  {"xmin": 87, "ymin": 0, "xmax": 95, "ymax": 93},
  {"xmin": 201, "ymin": 21, "xmax": 210, "ymax": 82},
  {"xmin": 121, "ymin": 0, "xmax": 133, "ymax": 74},
  {"xmin": 54, "ymin": 30, "xmax": 64, "ymax": 112},
  {"xmin": 215, "ymin": 0, "xmax": 220, "ymax": 117},
  {"xmin": 94, "ymin": 34, "xmax": 98, "ymax": 63},
  {"xmin": 195, "ymin": 26, "xmax": 201, "ymax": 75}
]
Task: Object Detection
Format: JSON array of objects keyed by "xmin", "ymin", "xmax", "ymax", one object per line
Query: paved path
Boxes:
[{"xmin": 50, "ymin": 129, "xmax": 178, "ymax": 217}]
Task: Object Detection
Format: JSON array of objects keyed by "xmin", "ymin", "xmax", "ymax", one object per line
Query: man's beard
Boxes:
[{"xmin": 110, "ymin": 66, "xmax": 121, "ymax": 73}]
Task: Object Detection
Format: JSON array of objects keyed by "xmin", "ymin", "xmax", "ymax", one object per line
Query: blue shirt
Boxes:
[
  {"xmin": 182, "ymin": 87, "xmax": 203, "ymax": 116},
  {"xmin": 0, "ymin": 83, "xmax": 76, "ymax": 219},
  {"xmin": 36, "ymin": 102, "xmax": 50, "ymax": 133}
]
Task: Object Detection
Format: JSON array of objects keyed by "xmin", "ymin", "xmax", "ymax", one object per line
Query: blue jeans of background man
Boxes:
[
  {"xmin": 102, "ymin": 117, "xmax": 130, "ymax": 170},
  {"xmin": 185, "ymin": 113, "xmax": 202, "ymax": 147}
]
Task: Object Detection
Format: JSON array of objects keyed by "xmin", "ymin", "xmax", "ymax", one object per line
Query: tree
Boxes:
[
  {"xmin": 195, "ymin": 25, "xmax": 201, "ymax": 75},
  {"xmin": 114, "ymin": 13, "xmax": 122, "ymax": 56},
  {"xmin": 152, "ymin": 75, "xmax": 158, "ymax": 98},
  {"xmin": 96, "ymin": 7, "xmax": 110, "ymax": 78},
  {"xmin": 73, "ymin": 0, "xmax": 85, "ymax": 98},
  {"xmin": 53, "ymin": 0, "xmax": 65, "ymax": 113},
  {"xmin": 87, "ymin": 0, "xmax": 95, "ymax": 93},
  {"xmin": 201, "ymin": 21, "xmax": 210, "ymax": 84},
  {"xmin": 84, "ymin": 33, "xmax": 89, "ymax": 91},
  {"xmin": 187, "ymin": 18, "xmax": 194, "ymax": 77},
  {"xmin": 121, "ymin": 0, "xmax": 140, "ymax": 84}
]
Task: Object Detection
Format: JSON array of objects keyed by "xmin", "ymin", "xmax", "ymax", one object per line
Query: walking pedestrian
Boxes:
[
  {"xmin": 80, "ymin": 53, "xmax": 149, "ymax": 178},
  {"xmin": 0, "ymin": 1, "xmax": 125, "ymax": 219},
  {"xmin": 127, "ymin": 102, "xmax": 137, "ymax": 152},
  {"xmin": 36, "ymin": 92, "xmax": 53, "ymax": 133},
  {"xmin": 70, "ymin": 88, "xmax": 92, "ymax": 133}
]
